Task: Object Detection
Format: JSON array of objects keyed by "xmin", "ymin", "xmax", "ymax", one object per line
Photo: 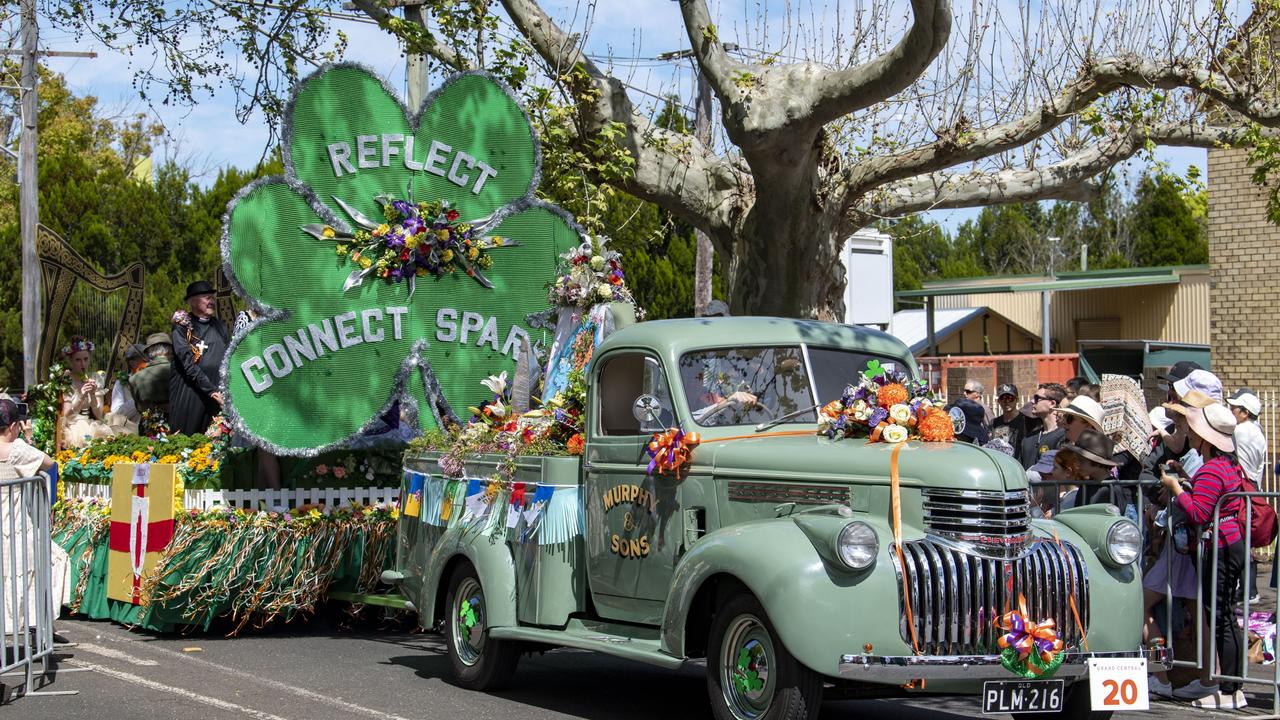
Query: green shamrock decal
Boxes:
[
  {"xmin": 459, "ymin": 596, "xmax": 480, "ymax": 631},
  {"xmin": 733, "ymin": 646, "xmax": 765, "ymax": 694},
  {"xmin": 223, "ymin": 65, "xmax": 580, "ymax": 453}
]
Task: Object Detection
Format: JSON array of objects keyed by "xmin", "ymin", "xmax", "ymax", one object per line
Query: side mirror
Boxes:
[{"xmin": 632, "ymin": 394, "xmax": 663, "ymax": 425}]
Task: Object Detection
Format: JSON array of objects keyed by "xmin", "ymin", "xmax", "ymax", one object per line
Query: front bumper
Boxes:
[{"xmin": 838, "ymin": 646, "xmax": 1170, "ymax": 683}]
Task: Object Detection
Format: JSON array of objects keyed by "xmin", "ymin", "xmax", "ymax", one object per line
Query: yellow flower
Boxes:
[
  {"xmin": 374, "ymin": 223, "xmax": 390, "ymax": 237},
  {"xmin": 441, "ymin": 249, "xmax": 454, "ymax": 262},
  {"xmin": 468, "ymin": 247, "xmax": 479, "ymax": 260},
  {"xmin": 415, "ymin": 267, "xmax": 428, "ymax": 277},
  {"xmin": 404, "ymin": 235, "xmax": 420, "ymax": 249},
  {"xmin": 173, "ymin": 473, "xmax": 185, "ymax": 515},
  {"xmin": 157, "ymin": 454, "xmax": 179, "ymax": 464},
  {"xmin": 359, "ymin": 257, "xmax": 372, "ymax": 269},
  {"xmin": 435, "ymin": 229, "xmax": 450, "ymax": 242},
  {"xmin": 390, "ymin": 506, "xmax": 400, "ymax": 521},
  {"xmin": 492, "ymin": 236, "xmax": 504, "ymax": 246},
  {"xmin": 336, "ymin": 244, "xmax": 349, "ymax": 256},
  {"xmin": 321, "ymin": 226, "xmax": 336, "ymax": 239}
]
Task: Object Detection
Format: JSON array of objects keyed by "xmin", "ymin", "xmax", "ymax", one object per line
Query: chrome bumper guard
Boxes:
[{"xmin": 838, "ymin": 647, "xmax": 1170, "ymax": 683}]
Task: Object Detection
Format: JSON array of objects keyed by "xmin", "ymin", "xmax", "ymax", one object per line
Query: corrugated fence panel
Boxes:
[{"xmin": 928, "ymin": 274, "xmax": 1209, "ymax": 349}]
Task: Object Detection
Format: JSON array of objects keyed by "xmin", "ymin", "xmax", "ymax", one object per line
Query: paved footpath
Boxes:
[{"xmin": 6, "ymin": 608, "xmax": 1278, "ymax": 719}]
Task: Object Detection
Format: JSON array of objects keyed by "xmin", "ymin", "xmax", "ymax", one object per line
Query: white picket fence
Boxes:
[{"xmin": 61, "ymin": 482, "xmax": 400, "ymax": 510}]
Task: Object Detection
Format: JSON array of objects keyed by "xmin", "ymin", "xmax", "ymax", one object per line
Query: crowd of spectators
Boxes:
[{"xmin": 952, "ymin": 364, "xmax": 1267, "ymax": 710}]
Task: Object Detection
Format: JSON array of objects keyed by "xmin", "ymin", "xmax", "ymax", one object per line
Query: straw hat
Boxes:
[
  {"xmin": 1057, "ymin": 396, "xmax": 1105, "ymax": 432},
  {"xmin": 1184, "ymin": 404, "xmax": 1237, "ymax": 454},
  {"xmin": 1162, "ymin": 389, "xmax": 1218, "ymax": 416}
]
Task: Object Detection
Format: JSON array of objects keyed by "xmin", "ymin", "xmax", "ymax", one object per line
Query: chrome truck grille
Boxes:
[
  {"xmin": 921, "ymin": 488, "xmax": 1033, "ymax": 560},
  {"xmin": 891, "ymin": 538, "xmax": 1091, "ymax": 655}
]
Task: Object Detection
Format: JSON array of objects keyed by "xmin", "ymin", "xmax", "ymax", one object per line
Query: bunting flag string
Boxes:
[{"xmin": 403, "ymin": 469, "xmax": 582, "ymax": 543}]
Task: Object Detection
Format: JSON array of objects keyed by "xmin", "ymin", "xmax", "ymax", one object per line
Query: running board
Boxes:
[{"xmin": 489, "ymin": 626, "xmax": 684, "ymax": 669}]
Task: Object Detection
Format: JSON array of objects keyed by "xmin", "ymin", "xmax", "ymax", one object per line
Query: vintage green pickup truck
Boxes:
[{"xmin": 389, "ymin": 317, "xmax": 1155, "ymax": 720}]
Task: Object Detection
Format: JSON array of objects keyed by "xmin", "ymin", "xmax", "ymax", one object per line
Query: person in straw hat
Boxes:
[
  {"xmin": 1056, "ymin": 395, "xmax": 1105, "ymax": 444},
  {"xmin": 1156, "ymin": 402, "xmax": 1248, "ymax": 709}
]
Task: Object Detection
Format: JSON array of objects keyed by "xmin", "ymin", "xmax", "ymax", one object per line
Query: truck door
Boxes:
[{"xmin": 585, "ymin": 350, "xmax": 682, "ymax": 622}]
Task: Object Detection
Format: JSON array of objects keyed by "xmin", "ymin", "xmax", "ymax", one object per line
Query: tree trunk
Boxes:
[{"xmin": 722, "ymin": 138, "xmax": 848, "ymax": 321}]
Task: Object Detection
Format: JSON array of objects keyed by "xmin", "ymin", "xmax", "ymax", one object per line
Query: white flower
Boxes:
[
  {"xmin": 490, "ymin": 399, "xmax": 508, "ymax": 419},
  {"xmin": 590, "ymin": 255, "xmax": 606, "ymax": 271},
  {"xmin": 882, "ymin": 424, "xmax": 910, "ymax": 443},
  {"xmin": 918, "ymin": 399, "xmax": 933, "ymax": 410},
  {"xmin": 480, "ymin": 371, "xmax": 508, "ymax": 397},
  {"xmin": 596, "ymin": 284, "xmax": 613, "ymax": 300},
  {"xmin": 889, "ymin": 403, "xmax": 912, "ymax": 424}
]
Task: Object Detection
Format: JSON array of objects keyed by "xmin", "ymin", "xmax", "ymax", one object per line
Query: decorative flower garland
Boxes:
[
  {"xmin": 305, "ymin": 195, "xmax": 515, "ymax": 291},
  {"xmin": 996, "ymin": 595, "xmax": 1065, "ymax": 678},
  {"xmin": 61, "ymin": 337, "xmax": 95, "ymax": 357},
  {"xmin": 548, "ymin": 236, "xmax": 642, "ymax": 316},
  {"xmin": 817, "ymin": 361, "xmax": 954, "ymax": 443},
  {"xmin": 171, "ymin": 309, "xmax": 205, "ymax": 364},
  {"xmin": 27, "ymin": 362, "xmax": 72, "ymax": 454},
  {"xmin": 57, "ymin": 433, "xmax": 224, "ymax": 489}
]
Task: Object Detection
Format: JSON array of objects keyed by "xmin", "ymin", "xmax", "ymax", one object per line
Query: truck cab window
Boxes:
[
  {"xmin": 596, "ymin": 353, "xmax": 674, "ymax": 436},
  {"xmin": 679, "ymin": 346, "xmax": 815, "ymax": 427}
]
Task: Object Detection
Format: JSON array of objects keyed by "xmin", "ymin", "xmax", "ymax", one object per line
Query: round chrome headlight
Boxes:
[
  {"xmin": 837, "ymin": 521, "xmax": 878, "ymax": 570},
  {"xmin": 1106, "ymin": 519, "xmax": 1142, "ymax": 566}
]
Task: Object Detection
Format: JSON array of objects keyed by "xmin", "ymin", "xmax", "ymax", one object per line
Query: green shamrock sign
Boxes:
[{"xmin": 223, "ymin": 64, "xmax": 580, "ymax": 453}]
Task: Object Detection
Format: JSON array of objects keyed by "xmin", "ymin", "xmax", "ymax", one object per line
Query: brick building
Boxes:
[{"xmin": 1207, "ymin": 147, "xmax": 1280, "ymax": 391}]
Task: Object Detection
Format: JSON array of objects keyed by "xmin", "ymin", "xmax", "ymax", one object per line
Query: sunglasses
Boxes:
[
  {"xmin": 1061, "ymin": 414, "xmax": 1078, "ymax": 425},
  {"xmin": 1032, "ymin": 394, "xmax": 1054, "ymax": 403}
]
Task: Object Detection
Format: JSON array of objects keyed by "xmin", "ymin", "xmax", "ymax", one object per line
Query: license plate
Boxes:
[{"xmin": 982, "ymin": 679, "xmax": 1065, "ymax": 714}]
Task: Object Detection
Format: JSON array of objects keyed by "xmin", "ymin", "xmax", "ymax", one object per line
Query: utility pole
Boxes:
[
  {"xmin": 691, "ymin": 66, "xmax": 713, "ymax": 317},
  {"xmin": 19, "ymin": 0, "xmax": 39, "ymax": 389},
  {"xmin": 401, "ymin": 0, "xmax": 429, "ymax": 111},
  {"xmin": 658, "ymin": 42, "xmax": 737, "ymax": 316}
]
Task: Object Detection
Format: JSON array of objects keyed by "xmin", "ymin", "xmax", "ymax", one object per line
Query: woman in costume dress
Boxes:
[{"xmin": 59, "ymin": 336, "xmax": 119, "ymax": 448}]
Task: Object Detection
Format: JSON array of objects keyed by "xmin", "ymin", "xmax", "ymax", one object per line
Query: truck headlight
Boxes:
[
  {"xmin": 836, "ymin": 521, "xmax": 878, "ymax": 570},
  {"xmin": 1105, "ymin": 519, "xmax": 1141, "ymax": 566}
]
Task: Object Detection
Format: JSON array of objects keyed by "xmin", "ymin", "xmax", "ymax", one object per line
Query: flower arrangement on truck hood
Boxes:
[{"xmin": 818, "ymin": 360, "xmax": 954, "ymax": 443}]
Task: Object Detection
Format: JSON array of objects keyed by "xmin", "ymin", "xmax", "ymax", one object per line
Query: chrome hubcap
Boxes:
[
  {"xmin": 720, "ymin": 614, "xmax": 776, "ymax": 719},
  {"xmin": 453, "ymin": 578, "xmax": 486, "ymax": 666}
]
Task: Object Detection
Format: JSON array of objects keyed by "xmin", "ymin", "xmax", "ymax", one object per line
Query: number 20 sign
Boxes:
[{"xmin": 1087, "ymin": 659, "xmax": 1149, "ymax": 711}]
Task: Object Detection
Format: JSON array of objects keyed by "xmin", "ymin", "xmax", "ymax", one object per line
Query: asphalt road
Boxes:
[{"xmin": 6, "ymin": 608, "xmax": 1276, "ymax": 719}]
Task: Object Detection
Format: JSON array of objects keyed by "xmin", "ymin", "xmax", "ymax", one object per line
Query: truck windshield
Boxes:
[{"xmin": 679, "ymin": 346, "xmax": 905, "ymax": 427}]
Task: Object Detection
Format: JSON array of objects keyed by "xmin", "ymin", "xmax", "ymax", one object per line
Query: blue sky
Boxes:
[{"xmin": 36, "ymin": 1, "xmax": 1205, "ymax": 233}]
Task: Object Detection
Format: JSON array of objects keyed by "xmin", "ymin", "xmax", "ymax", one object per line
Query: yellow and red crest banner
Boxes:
[{"xmin": 107, "ymin": 463, "xmax": 176, "ymax": 604}]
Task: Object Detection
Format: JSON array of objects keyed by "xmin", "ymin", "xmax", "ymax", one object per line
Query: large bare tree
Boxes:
[{"xmin": 46, "ymin": 1, "xmax": 1280, "ymax": 318}]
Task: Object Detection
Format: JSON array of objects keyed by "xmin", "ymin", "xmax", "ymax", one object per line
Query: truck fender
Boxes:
[
  {"xmin": 661, "ymin": 515, "xmax": 901, "ymax": 676},
  {"xmin": 420, "ymin": 527, "xmax": 519, "ymax": 629}
]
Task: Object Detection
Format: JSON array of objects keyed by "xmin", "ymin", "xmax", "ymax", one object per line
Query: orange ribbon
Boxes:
[
  {"xmin": 1051, "ymin": 527, "xmax": 1089, "ymax": 652},
  {"xmin": 889, "ymin": 441, "xmax": 922, "ymax": 655},
  {"xmin": 645, "ymin": 428, "xmax": 702, "ymax": 479}
]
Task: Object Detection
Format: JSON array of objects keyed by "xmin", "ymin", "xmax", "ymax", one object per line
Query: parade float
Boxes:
[{"xmin": 46, "ymin": 62, "xmax": 1160, "ymax": 719}]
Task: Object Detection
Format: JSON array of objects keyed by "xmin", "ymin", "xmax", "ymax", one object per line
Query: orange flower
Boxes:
[
  {"xmin": 566, "ymin": 434, "xmax": 585, "ymax": 455},
  {"xmin": 918, "ymin": 409, "xmax": 955, "ymax": 442},
  {"xmin": 877, "ymin": 383, "xmax": 909, "ymax": 409}
]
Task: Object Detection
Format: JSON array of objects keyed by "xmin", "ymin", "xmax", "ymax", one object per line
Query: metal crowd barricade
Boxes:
[
  {"xmin": 1204, "ymin": 489, "xmax": 1280, "ymax": 717},
  {"xmin": 1029, "ymin": 474, "xmax": 1280, "ymax": 715},
  {"xmin": 0, "ymin": 474, "xmax": 59, "ymax": 701}
]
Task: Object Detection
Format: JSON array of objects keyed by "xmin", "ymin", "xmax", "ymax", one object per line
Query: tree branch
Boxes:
[
  {"xmin": 807, "ymin": 0, "xmax": 951, "ymax": 127},
  {"xmin": 349, "ymin": 0, "xmax": 474, "ymax": 71},
  {"xmin": 676, "ymin": 0, "xmax": 756, "ymax": 108},
  {"xmin": 500, "ymin": 0, "xmax": 741, "ymax": 234},
  {"xmin": 858, "ymin": 122, "xmax": 1261, "ymax": 218},
  {"xmin": 847, "ymin": 54, "xmax": 1280, "ymax": 203}
]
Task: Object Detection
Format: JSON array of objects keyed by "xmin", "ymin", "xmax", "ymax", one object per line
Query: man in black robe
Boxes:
[{"xmin": 168, "ymin": 280, "xmax": 229, "ymax": 435}]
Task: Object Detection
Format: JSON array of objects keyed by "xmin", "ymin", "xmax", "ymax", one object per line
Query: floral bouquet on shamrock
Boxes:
[
  {"xmin": 307, "ymin": 194, "xmax": 516, "ymax": 291},
  {"xmin": 817, "ymin": 360, "xmax": 954, "ymax": 443}
]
